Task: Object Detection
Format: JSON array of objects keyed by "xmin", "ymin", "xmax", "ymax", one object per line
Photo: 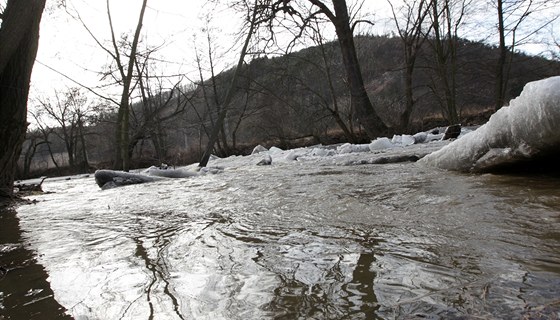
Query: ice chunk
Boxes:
[
  {"xmin": 311, "ymin": 148, "xmax": 335, "ymax": 157},
  {"xmin": 284, "ymin": 150, "xmax": 299, "ymax": 161},
  {"xmin": 413, "ymin": 132, "xmax": 428, "ymax": 143},
  {"xmin": 369, "ymin": 137, "xmax": 394, "ymax": 151},
  {"xmin": 401, "ymin": 135, "xmax": 415, "ymax": 146},
  {"xmin": 425, "ymin": 133, "xmax": 444, "ymax": 142},
  {"xmin": 269, "ymin": 146, "xmax": 284, "ymax": 154},
  {"xmin": 257, "ymin": 154, "xmax": 272, "ymax": 165},
  {"xmin": 337, "ymin": 143, "xmax": 353, "ymax": 154},
  {"xmin": 251, "ymin": 145, "xmax": 268, "ymax": 155},
  {"xmin": 391, "ymin": 134, "xmax": 415, "ymax": 146},
  {"xmin": 337, "ymin": 143, "xmax": 370, "ymax": 154},
  {"xmin": 146, "ymin": 167, "xmax": 198, "ymax": 178},
  {"xmin": 420, "ymin": 76, "xmax": 560, "ymax": 172}
]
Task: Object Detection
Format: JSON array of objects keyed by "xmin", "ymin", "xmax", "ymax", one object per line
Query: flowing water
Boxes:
[{"xmin": 2, "ymin": 156, "xmax": 560, "ymax": 319}]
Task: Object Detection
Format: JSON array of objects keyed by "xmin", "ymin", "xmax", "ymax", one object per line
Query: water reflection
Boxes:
[
  {"xmin": 132, "ymin": 227, "xmax": 184, "ymax": 320},
  {"xmin": 345, "ymin": 253, "xmax": 378, "ymax": 318},
  {"xmin": 9, "ymin": 162, "xmax": 560, "ymax": 319},
  {"xmin": 253, "ymin": 232, "xmax": 378, "ymax": 319},
  {"xmin": 0, "ymin": 208, "xmax": 71, "ymax": 319}
]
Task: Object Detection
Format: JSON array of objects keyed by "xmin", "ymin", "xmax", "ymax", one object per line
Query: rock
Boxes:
[{"xmin": 442, "ymin": 124, "xmax": 461, "ymax": 140}]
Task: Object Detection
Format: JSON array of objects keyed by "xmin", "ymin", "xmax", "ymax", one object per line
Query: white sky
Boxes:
[
  {"xmin": 32, "ymin": 0, "xmax": 244, "ymax": 98},
  {"xmin": 29, "ymin": 0, "xmax": 559, "ymax": 105}
]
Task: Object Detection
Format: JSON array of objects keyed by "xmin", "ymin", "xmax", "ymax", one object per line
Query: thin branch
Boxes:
[
  {"xmin": 106, "ymin": 0, "xmax": 126, "ymax": 81},
  {"xmin": 351, "ymin": 19, "xmax": 374, "ymax": 34},
  {"xmin": 35, "ymin": 60, "xmax": 119, "ymax": 105},
  {"xmin": 67, "ymin": 5, "xmax": 118, "ymax": 62}
]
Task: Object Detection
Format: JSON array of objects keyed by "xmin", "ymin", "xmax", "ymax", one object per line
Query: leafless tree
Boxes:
[
  {"xmin": 199, "ymin": 0, "xmax": 260, "ymax": 167},
  {"xmin": 72, "ymin": 0, "xmax": 149, "ymax": 171},
  {"xmin": 130, "ymin": 52, "xmax": 191, "ymax": 165},
  {"xmin": 426, "ymin": 0, "xmax": 470, "ymax": 125},
  {"xmin": 28, "ymin": 109, "xmax": 62, "ymax": 174},
  {"xmin": 305, "ymin": 19, "xmax": 358, "ymax": 142},
  {"xmin": 193, "ymin": 24, "xmax": 232, "ymax": 156},
  {"xmin": 492, "ymin": 0, "xmax": 559, "ymax": 110},
  {"xmin": 235, "ymin": 0, "xmax": 388, "ymax": 139},
  {"xmin": 389, "ymin": 0, "xmax": 433, "ymax": 132},
  {"xmin": 18, "ymin": 129, "xmax": 48, "ymax": 178},
  {"xmin": 36, "ymin": 88, "xmax": 91, "ymax": 171}
]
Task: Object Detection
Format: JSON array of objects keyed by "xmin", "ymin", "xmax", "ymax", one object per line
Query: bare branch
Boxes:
[
  {"xmin": 66, "ymin": 4, "xmax": 118, "ymax": 63},
  {"xmin": 106, "ymin": 0, "xmax": 126, "ymax": 80},
  {"xmin": 35, "ymin": 60, "xmax": 119, "ymax": 105},
  {"xmin": 351, "ymin": 19, "xmax": 374, "ymax": 34}
]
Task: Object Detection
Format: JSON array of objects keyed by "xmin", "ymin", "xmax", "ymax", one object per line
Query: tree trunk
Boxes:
[
  {"xmin": 112, "ymin": 0, "xmax": 148, "ymax": 171},
  {"xmin": 0, "ymin": 0, "xmax": 47, "ymax": 200},
  {"xmin": 199, "ymin": 1, "xmax": 258, "ymax": 168},
  {"xmin": 495, "ymin": 0, "xmax": 507, "ymax": 111},
  {"xmin": 317, "ymin": 29, "xmax": 357, "ymax": 143},
  {"xmin": 331, "ymin": 0, "xmax": 387, "ymax": 139},
  {"xmin": 78, "ymin": 117, "xmax": 89, "ymax": 172},
  {"xmin": 400, "ymin": 62, "xmax": 415, "ymax": 132},
  {"xmin": 429, "ymin": 0, "xmax": 459, "ymax": 125}
]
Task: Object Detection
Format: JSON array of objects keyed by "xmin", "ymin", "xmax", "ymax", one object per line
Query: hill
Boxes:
[{"xmin": 174, "ymin": 35, "xmax": 559, "ymax": 151}]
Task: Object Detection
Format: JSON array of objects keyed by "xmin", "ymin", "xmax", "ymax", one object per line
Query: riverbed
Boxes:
[{"xmin": 3, "ymin": 144, "xmax": 560, "ymax": 319}]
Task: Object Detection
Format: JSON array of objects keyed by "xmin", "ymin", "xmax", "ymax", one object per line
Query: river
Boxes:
[{"xmin": 2, "ymin": 146, "xmax": 560, "ymax": 319}]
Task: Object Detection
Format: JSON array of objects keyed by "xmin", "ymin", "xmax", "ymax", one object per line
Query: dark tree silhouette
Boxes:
[
  {"xmin": 243, "ymin": 0, "xmax": 388, "ymax": 139},
  {"xmin": 0, "ymin": 0, "xmax": 47, "ymax": 201}
]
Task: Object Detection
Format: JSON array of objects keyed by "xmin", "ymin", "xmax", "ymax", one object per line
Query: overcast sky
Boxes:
[
  {"xmin": 32, "ymin": 0, "xmax": 241, "ymax": 97},
  {"xmin": 29, "ymin": 0, "xmax": 559, "ymax": 104}
]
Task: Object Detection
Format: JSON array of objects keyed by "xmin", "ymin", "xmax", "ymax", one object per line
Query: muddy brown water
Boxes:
[{"xmin": 2, "ymin": 160, "xmax": 560, "ymax": 319}]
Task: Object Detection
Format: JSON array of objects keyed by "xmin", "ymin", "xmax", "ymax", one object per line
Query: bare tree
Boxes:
[
  {"xmin": 36, "ymin": 88, "xmax": 91, "ymax": 171},
  {"xmin": 307, "ymin": 20, "xmax": 358, "ymax": 142},
  {"xmin": 493, "ymin": 0, "xmax": 559, "ymax": 111},
  {"xmin": 193, "ymin": 24, "xmax": 232, "ymax": 156},
  {"xmin": 426, "ymin": 0, "xmax": 469, "ymax": 125},
  {"xmin": 0, "ymin": 0, "xmax": 47, "ymax": 200},
  {"xmin": 130, "ymin": 52, "xmax": 190, "ymax": 165},
  {"xmin": 18, "ymin": 129, "xmax": 48, "ymax": 178},
  {"xmin": 72, "ymin": 0, "xmax": 149, "ymax": 171},
  {"xmin": 389, "ymin": 0, "xmax": 433, "ymax": 132},
  {"xmin": 242, "ymin": 0, "xmax": 388, "ymax": 139},
  {"xmin": 199, "ymin": 0, "xmax": 260, "ymax": 168},
  {"xmin": 28, "ymin": 109, "xmax": 62, "ymax": 174},
  {"xmin": 109, "ymin": 0, "xmax": 148, "ymax": 171}
]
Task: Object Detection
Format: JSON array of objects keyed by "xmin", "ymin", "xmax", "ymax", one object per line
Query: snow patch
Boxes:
[{"xmin": 420, "ymin": 76, "xmax": 560, "ymax": 172}]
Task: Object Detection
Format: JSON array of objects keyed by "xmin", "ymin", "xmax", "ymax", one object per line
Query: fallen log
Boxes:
[{"xmin": 14, "ymin": 176, "xmax": 47, "ymax": 194}]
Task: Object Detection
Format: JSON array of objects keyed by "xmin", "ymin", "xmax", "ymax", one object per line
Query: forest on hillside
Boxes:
[{"xmin": 18, "ymin": 34, "xmax": 560, "ymax": 179}]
